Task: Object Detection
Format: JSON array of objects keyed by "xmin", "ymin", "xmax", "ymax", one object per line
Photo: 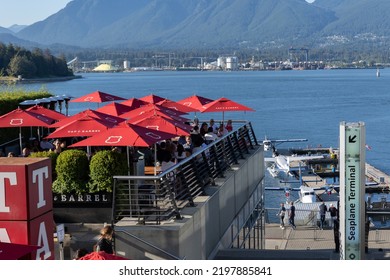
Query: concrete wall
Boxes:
[{"xmin": 115, "ymin": 146, "xmax": 264, "ymax": 260}]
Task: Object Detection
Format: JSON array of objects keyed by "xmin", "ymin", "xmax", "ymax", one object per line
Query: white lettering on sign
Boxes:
[
  {"xmin": 0, "ymin": 228, "xmax": 11, "ymax": 243},
  {"xmin": 0, "ymin": 172, "xmax": 17, "ymax": 213},
  {"xmin": 36, "ymin": 222, "xmax": 51, "ymax": 260},
  {"xmin": 32, "ymin": 166, "xmax": 49, "ymax": 209}
]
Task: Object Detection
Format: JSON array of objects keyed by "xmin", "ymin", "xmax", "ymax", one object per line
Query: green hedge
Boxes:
[
  {"xmin": 87, "ymin": 150, "xmax": 128, "ymax": 193},
  {"xmin": 52, "ymin": 149, "xmax": 90, "ymax": 194}
]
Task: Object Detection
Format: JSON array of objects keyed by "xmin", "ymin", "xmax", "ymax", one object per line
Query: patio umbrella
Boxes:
[
  {"xmin": 139, "ymin": 93, "xmax": 166, "ymax": 104},
  {"xmin": 130, "ymin": 114, "xmax": 192, "ymax": 136},
  {"xmin": 129, "ymin": 109, "xmax": 190, "ymax": 124},
  {"xmin": 69, "ymin": 121, "xmax": 177, "ymax": 174},
  {"xmin": 50, "ymin": 109, "xmax": 126, "ymax": 128},
  {"xmin": 120, "ymin": 97, "xmax": 150, "ymax": 108},
  {"xmin": 176, "ymin": 94, "xmax": 214, "ymax": 112},
  {"xmin": 119, "ymin": 103, "xmax": 187, "ymax": 120},
  {"xmin": 77, "ymin": 251, "xmax": 128, "ymax": 260},
  {"xmin": 70, "ymin": 91, "xmax": 126, "ymax": 107},
  {"xmin": 0, "ymin": 108, "xmax": 55, "ymax": 154},
  {"xmin": 199, "ymin": 97, "xmax": 255, "ymax": 123},
  {"xmin": 69, "ymin": 121, "xmax": 177, "ymax": 148},
  {"xmin": 156, "ymin": 99, "xmax": 195, "ymax": 113},
  {"xmin": 96, "ymin": 102, "xmax": 134, "ymax": 116},
  {"xmin": 26, "ymin": 105, "xmax": 67, "ymax": 121},
  {"xmin": 45, "ymin": 115, "xmax": 118, "ymax": 139},
  {"xmin": 0, "ymin": 242, "xmax": 41, "ymax": 260}
]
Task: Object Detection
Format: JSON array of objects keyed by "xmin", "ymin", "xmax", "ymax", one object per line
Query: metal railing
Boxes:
[{"xmin": 112, "ymin": 121, "xmax": 259, "ymax": 225}]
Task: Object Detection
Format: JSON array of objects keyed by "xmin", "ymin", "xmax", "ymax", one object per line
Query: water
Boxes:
[{"xmin": 16, "ymin": 69, "xmax": 390, "ymax": 210}]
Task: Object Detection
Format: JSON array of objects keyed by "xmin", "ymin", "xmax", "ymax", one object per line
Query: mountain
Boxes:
[
  {"xmin": 10, "ymin": 0, "xmax": 390, "ymax": 50},
  {"xmin": 7, "ymin": 24, "xmax": 28, "ymax": 33}
]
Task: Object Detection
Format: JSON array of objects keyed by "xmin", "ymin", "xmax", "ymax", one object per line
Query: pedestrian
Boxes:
[
  {"xmin": 288, "ymin": 201, "xmax": 296, "ymax": 229},
  {"xmin": 319, "ymin": 201, "xmax": 327, "ymax": 229},
  {"xmin": 328, "ymin": 203, "xmax": 337, "ymax": 227},
  {"xmin": 95, "ymin": 225, "xmax": 114, "ymax": 254},
  {"xmin": 277, "ymin": 202, "xmax": 286, "ymax": 229}
]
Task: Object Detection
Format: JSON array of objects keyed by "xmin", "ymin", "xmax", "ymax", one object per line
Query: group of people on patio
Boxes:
[{"xmin": 153, "ymin": 118, "xmax": 233, "ymax": 171}]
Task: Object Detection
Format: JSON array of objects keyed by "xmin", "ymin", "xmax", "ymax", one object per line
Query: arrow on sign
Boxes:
[{"xmin": 348, "ymin": 135, "xmax": 357, "ymax": 143}]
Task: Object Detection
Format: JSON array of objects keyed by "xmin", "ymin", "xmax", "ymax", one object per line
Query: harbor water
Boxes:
[{"xmin": 12, "ymin": 68, "xmax": 390, "ymax": 214}]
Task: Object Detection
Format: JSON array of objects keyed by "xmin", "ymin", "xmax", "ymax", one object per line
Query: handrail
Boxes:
[
  {"xmin": 114, "ymin": 229, "xmax": 183, "ymax": 260},
  {"xmin": 112, "ymin": 121, "xmax": 260, "ymax": 224}
]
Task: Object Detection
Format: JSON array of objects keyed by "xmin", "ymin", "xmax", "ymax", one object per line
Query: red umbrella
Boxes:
[
  {"xmin": 120, "ymin": 103, "xmax": 187, "ymax": 120},
  {"xmin": 130, "ymin": 114, "xmax": 191, "ymax": 136},
  {"xmin": 139, "ymin": 93, "xmax": 166, "ymax": 104},
  {"xmin": 176, "ymin": 94, "xmax": 214, "ymax": 112},
  {"xmin": 77, "ymin": 251, "xmax": 128, "ymax": 260},
  {"xmin": 129, "ymin": 109, "xmax": 190, "ymax": 124},
  {"xmin": 69, "ymin": 121, "xmax": 178, "ymax": 174},
  {"xmin": 0, "ymin": 242, "xmax": 41, "ymax": 260},
  {"xmin": 50, "ymin": 109, "xmax": 126, "ymax": 128},
  {"xmin": 96, "ymin": 102, "xmax": 134, "ymax": 116},
  {"xmin": 45, "ymin": 115, "xmax": 118, "ymax": 139},
  {"xmin": 120, "ymin": 97, "xmax": 150, "ymax": 108},
  {"xmin": 70, "ymin": 91, "xmax": 126, "ymax": 106},
  {"xmin": 199, "ymin": 97, "xmax": 255, "ymax": 122},
  {"xmin": 0, "ymin": 108, "xmax": 55, "ymax": 154},
  {"xmin": 69, "ymin": 122, "xmax": 177, "ymax": 148},
  {"xmin": 26, "ymin": 105, "xmax": 67, "ymax": 121},
  {"xmin": 156, "ymin": 99, "xmax": 195, "ymax": 113}
]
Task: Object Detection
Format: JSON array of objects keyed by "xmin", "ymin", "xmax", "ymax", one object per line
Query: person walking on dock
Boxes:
[
  {"xmin": 277, "ymin": 203, "xmax": 286, "ymax": 229},
  {"xmin": 328, "ymin": 203, "xmax": 337, "ymax": 228},
  {"xmin": 319, "ymin": 201, "xmax": 327, "ymax": 230},
  {"xmin": 288, "ymin": 201, "xmax": 296, "ymax": 229}
]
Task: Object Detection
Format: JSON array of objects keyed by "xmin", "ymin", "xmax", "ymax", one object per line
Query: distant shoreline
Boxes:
[
  {"xmin": 0, "ymin": 75, "xmax": 83, "ymax": 85},
  {"xmin": 16, "ymin": 75, "xmax": 83, "ymax": 84}
]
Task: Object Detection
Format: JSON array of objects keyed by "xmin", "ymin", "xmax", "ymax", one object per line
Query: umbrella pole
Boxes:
[
  {"xmin": 127, "ymin": 146, "xmax": 130, "ymax": 175},
  {"xmin": 19, "ymin": 127, "xmax": 23, "ymax": 155},
  {"xmin": 154, "ymin": 143, "xmax": 157, "ymax": 176}
]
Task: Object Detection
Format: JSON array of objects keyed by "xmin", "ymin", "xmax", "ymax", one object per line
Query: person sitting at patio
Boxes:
[
  {"xmin": 183, "ymin": 135, "xmax": 193, "ymax": 155},
  {"xmin": 204, "ymin": 126, "xmax": 218, "ymax": 144},
  {"xmin": 225, "ymin": 119, "xmax": 233, "ymax": 132},
  {"xmin": 22, "ymin": 144, "xmax": 31, "ymax": 157},
  {"xmin": 217, "ymin": 122, "xmax": 228, "ymax": 137},
  {"xmin": 40, "ymin": 138, "xmax": 54, "ymax": 151},
  {"xmin": 174, "ymin": 143, "xmax": 187, "ymax": 163}
]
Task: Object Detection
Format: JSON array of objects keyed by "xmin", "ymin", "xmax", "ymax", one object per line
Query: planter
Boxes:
[{"xmin": 53, "ymin": 192, "xmax": 112, "ymax": 223}]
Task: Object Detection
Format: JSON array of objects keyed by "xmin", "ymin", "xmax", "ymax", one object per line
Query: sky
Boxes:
[
  {"xmin": 0, "ymin": 0, "xmax": 72, "ymax": 27},
  {"xmin": 0, "ymin": 0, "xmax": 316, "ymax": 28}
]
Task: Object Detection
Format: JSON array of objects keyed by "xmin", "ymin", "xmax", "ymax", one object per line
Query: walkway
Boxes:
[{"xmin": 216, "ymin": 223, "xmax": 390, "ymax": 260}]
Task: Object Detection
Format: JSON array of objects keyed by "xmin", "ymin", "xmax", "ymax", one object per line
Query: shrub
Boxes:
[
  {"xmin": 29, "ymin": 150, "xmax": 59, "ymax": 179},
  {"xmin": 52, "ymin": 149, "xmax": 89, "ymax": 194},
  {"xmin": 87, "ymin": 150, "xmax": 128, "ymax": 193}
]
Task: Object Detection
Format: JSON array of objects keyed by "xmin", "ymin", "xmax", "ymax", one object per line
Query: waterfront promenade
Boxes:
[{"xmin": 57, "ymin": 222, "xmax": 390, "ymax": 260}]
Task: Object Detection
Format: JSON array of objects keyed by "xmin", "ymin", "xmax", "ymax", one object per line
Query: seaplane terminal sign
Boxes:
[{"xmin": 339, "ymin": 122, "xmax": 365, "ymax": 260}]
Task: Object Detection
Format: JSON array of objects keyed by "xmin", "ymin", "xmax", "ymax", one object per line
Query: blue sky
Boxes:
[
  {"xmin": 0, "ymin": 0, "xmax": 72, "ymax": 27},
  {"xmin": 0, "ymin": 0, "xmax": 316, "ymax": 28}
]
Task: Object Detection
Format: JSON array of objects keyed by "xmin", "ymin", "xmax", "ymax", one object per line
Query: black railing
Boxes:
[{"xmin": 112, "ymin": 121, "xmax": 259, "ymax": 225}]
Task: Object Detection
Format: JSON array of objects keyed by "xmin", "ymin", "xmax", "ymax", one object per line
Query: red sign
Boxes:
[
  {"xmin": 0, "ymin": 211, "xmax": 54, "ymax": 260},
  {"xmin": 0, "ymin": 158, "xmax": 52, "ymax": 220}
]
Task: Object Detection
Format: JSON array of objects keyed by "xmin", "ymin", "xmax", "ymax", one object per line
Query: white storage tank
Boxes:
[
  {"xmin": 123, "ymin": 60, "xmax": 130, "ymax": 69},
  {"xmin": 226, "ymin": 56, "xmax": 238, "ymax": 70}
]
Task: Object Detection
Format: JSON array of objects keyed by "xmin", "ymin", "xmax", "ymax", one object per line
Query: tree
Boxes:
[{"xmin": 8, "ymin": 55, "xmax": 37, "ymax": 78}]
